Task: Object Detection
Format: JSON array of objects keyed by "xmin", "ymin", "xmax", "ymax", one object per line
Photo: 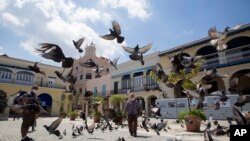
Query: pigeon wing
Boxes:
[
  {"xmin": 138, "ymin": 43, "xmax": 152, "ymax": 54},
  {"xmin": 75, "ymin": 37, "xmax": 84, "ymax": 49},
  {"xmin": 233, "ymin": 106, "xmax": 247, "ymax": 125},
  {"xmin": 112, "ymin": 20, "xmax": 121, "ymax": 35},
  {"xmin": 48, "ymin": 117, "xmax": 63, "ymax": 133},
  {"xmin": 112, "ymin": 57, "xmax": 120, "ymax": 65},
  {"xmin": 121, "ymin": 46, "xmax": 135, "ymax": 54},
  {"xmin": 39, "ymin": 43, "xmax": 65, "ymax": 62},
  {"xmin": 101, "ymin": 34, "xmax": 115, "ymax": 40}
]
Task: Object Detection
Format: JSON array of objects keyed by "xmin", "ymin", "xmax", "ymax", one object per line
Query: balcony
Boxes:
[
  {"xmin": 201, "ymin": 44, "xmax": 250, "ymax": 69},
  {"xmin": 0, "ymin": 78, "xmax": 66, "ymax": 89},
  {"xmin": 110, "ymin": 83, "xmax": 159, "ymax": 94}
]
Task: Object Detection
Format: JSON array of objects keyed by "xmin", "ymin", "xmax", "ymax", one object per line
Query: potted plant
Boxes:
[
  {"xmin": 68, "ymin": 111, "xmax": 78, "ymax": 120},
  {"xmin": 179, "ymin": 109, "xmax": 206, "ymax": 132},
  {"xmin": 150, "ymin": 53, "xmax": 205, "ymax": 132},
  {"xmin": 92, "ymin": 111, "xmax": 102, "ymax": 123}
]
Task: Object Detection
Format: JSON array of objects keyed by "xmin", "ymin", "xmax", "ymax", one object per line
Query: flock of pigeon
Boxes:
[
  {"xmin": 8, "ymin": 21, "xmax": 249, "ymax": 141},
  {"xmin": 43, "ymin": 113, "xmax": 128, "ymax": 140},
  {"xmin": 27, "ymin": 20, "xmax": 152, "ymax": 94}
]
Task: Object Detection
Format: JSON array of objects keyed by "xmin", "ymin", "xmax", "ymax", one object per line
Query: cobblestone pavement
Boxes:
[{"xmin": 0, "ymin": 117, "xmax": 229, "ymax": 141}]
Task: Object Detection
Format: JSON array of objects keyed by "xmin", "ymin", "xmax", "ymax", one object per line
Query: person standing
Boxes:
[
  {"xmin": 123, "ymin": 93, "xmax": 141, "ymax": 137},
  {"xmin": 19, "ymin": 85, "xmax": 41, "ymax": 141}
]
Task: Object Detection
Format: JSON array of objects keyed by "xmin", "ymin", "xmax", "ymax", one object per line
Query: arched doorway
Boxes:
[
  {"xmin": 38, "ymin": 93, "xmax": 52, "ymax": 115},
  {"xmin": 0, "ymin": 90, "xmax": 7, "ymax": 114},
  {"xmin": 201, "ymin": 76, "xmax": 225, "ymax": 94},
  {"xmin": 147, "ymin": 95, "xmax": 157, "ymax": 116},
  {"xmin": 230, "ymin": 69, "xmax": 250, "ymax": 94}
]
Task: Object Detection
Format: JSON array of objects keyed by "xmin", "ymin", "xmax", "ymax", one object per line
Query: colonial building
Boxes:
[
  {"xmin": 157, "ymin": 23, "xmax": 250, "ymax": 119},
  {"xmin": 72, "ymin": 42, "xmax": 111, "ymax": 113},
  {"xmin": 0, "ymin": 55, "xmax": 72, "ymax": 120},
  {"xmin": 110, "ymin": 52, "xmax": 161, "ymax": 114}
]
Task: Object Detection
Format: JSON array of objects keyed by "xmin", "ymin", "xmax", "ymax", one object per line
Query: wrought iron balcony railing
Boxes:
[
  {"xmin": 110, "ymin": 83, "xmax": 159, "ymax": 94},
  {"xmin": 201, "ymin": 44, "xmax": 250, "ymax": 69}
]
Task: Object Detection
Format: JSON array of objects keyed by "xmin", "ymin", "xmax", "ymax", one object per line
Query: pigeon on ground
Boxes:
[
  {"xmin": 73, "ymin": 37, "xmax": 84, "ymax": 53},
  {"xmin": 121, "ymin": 43, "xmax": 152, "ymax": 65},
  {"xmin": 204, "ymin": 129, "xmax": 213, "ymax": 141},
  {"xmin": 28, "ymin": 62, "xmax": 46, "ymax": 76},
  {"xmin": 101, "ymin": 20, "xmax": 124, "ymax": 43},
  {"xmin": 36, "ymin": 43, "xmax": 74, "ymax": 68}
]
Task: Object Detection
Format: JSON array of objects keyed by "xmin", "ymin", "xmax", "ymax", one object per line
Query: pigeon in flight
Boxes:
[
  {"xmin": 122, "ymin": 43, "xmax": 152, "ymax": 65},
  {"xmin": 36, "ymin": 43, "xmax": 74, "ymax": 68},
  {"xmin": 109, "ymin": 57, "xmax": 119, "ymax": 70},
  {"xmin": 43, "ymin": 113, "xmax": 67, "ymax": 139},
  {"xmin": 80, "ymin": 59, "xmax": 97, "ymax": 68},
  {"xmin": 92, "ymin": 64, "xmax": 104, "ymax": 78},
  {"xmin": 181, "ymin": 55, "xmax": 203, "ymax": 68},
  {"xmin": 208, "ymin": 26, "xmax": 228, "ymax": 51},
  {"xmin": 233, "ymin": 106, "xmax": 248, "ymax": 125},
  {"xmin": 101, "ymin": 20, "xmax": 124, "ymax": 43},
  {"xmin": 73, "ymin": 37, "xmax": 85, "ymax": 53},
  {"xmin": 151, "ymin": 63, "xmax": 168, "ymax": 83},
  {"xmin": 204, "ymin": 68, "xmax": 228, "ymax": 78},
  {"xmin": 55, "ymin": 68, "xmax": 76, "ymax": 93},
  {"xmin": 28, "ymin": 62, "xmax": 46, "ymax": 76}
]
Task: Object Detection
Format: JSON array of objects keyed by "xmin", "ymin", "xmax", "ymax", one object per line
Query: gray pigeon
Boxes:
[
  {"xmin": 73, "ymin": 37, "xmax": 84, "ymax": 53},
  {"xmin": 101, "ymin": 20, "xmax": 124, "ymax": 43}
]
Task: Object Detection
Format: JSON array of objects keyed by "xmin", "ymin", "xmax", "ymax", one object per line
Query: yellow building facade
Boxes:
[
  {"xmin": 159, "ymin": 24, "xmax": 250, "ymax": 98},
  {"xmin": 0, "ymin": 55, "xmax": 72, "ymax": 120}
]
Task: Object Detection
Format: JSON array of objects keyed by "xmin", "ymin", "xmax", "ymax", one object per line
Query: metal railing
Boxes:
[
  {"xmin": 110, "ymin": 83, "xmax": 159, "ymax": 94},
  {"xmin": 201, "ymin": 44, "xmax": 250, "ymax": 69},
  {"xmin": 0, "ymin": 79, "xmax": 66, "ymax": 89}
]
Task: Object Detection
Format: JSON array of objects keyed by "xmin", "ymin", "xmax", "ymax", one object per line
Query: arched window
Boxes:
[
  {"xmin": 16, "ymin": 71, "xmax": 35, "ymax": 82},
  {"xmin": 196, "ymin": 45, "xmax": 219, "ymax": 69},
  {"xmin": 121, "ymin": 74, "xmax": 131, "ymax": 89},
  {"xmin": 133, "ymin": 72, "xmax": 143, "ymax": 89},
  {"xmin": 146, "ymin": 70, "xmax": 157, "ymax": 89},
  {"xmin": 0, "ymin": 68, "xmax": 13, "ymax": 80}
]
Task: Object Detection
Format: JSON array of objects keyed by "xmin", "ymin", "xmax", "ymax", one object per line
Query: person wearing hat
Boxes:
[
  {"xmin": 19, "ymin": 85, "xmax": 41, "ymax": 141},
  {"xmin": 123, "ymin": 93, "xmax": 141, "ymax": 137}
]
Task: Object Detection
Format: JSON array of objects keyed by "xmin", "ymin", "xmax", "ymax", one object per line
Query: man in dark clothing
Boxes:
[
  {"xmin": 123, "ymin": 93, "xmax": 141, "ymax": 137},
  {"xmin": 19, "ymin": 85, "xmax": 41, "ymax": 141}
]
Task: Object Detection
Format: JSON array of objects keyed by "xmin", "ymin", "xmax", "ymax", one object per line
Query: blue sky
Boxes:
[{"xmin": 0, "ymin": 0, "xmax": 250, "ymax": 66}]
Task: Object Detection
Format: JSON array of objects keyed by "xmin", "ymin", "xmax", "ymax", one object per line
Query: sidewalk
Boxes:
[{"xmin": 0, "ymin": 117, "xmax": 229, "ymax": 141}]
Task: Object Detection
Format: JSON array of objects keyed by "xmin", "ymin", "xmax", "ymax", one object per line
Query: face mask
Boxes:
[{"xmin": 32, "ymin": 89, "xmax": 39, "ymax": 94}]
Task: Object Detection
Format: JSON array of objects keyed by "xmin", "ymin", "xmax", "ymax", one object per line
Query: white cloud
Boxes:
[
  {"xmin": 0, "ymin": 0, "xmax": 9, "ymax": 11},
  {"xmin": 2, "ymin": 12, "xmax": 29, "ymax": 27},
  {"xmin": 100, "ymin": 0, "xmax": 151, "ymax": 21},
  {"xmin": 0, "ymin": 0, "xmax": 125, "ymax": 64}
]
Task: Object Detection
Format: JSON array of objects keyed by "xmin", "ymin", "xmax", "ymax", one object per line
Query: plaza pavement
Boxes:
[{"xmin": 0, "ymin": 117, "xmax": 229, "ymax": 141}]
